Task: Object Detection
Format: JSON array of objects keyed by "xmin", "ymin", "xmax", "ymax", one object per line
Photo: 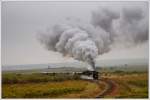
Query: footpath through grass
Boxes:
[{"xmin": 102, "ymin": 72, "xmax": 148, "ymax": 98}]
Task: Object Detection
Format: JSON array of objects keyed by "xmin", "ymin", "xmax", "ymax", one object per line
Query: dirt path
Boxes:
[
  {"xmin": 81, "ymin": 78, "xmax": 118, "ymax": 98},
  {"xmin": 94, "ymin": 78, "xmax": 118, "ymax": 98}
]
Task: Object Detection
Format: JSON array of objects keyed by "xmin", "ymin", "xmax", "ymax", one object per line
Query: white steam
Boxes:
[{"xmin": 37, "ymin": 6, "xmax": 148, "ymax": 71}]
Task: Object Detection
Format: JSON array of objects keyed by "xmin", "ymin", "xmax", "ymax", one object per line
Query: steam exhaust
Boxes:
[{"xmin": 37, "ymin": 5, "xmax": 148, "ymax": 80}]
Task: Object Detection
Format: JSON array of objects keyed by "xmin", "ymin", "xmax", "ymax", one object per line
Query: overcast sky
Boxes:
[{"xmin": 2, "ymin": 1, "xmax": 149, "ymax": 66}]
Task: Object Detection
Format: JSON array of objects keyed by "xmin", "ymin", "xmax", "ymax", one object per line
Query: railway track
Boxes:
[{"xmin": 84, "ymin": 78, "xmax": 117, "ymax": 98}]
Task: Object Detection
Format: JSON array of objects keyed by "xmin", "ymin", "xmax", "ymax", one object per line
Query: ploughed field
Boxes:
[{"xmin": 2, "ymin": 66, "xmax": 148, "ymax": 98}]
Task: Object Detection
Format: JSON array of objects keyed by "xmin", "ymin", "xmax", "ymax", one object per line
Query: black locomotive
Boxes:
[{"xmin": 81, "ymin": 70, "xmax": 99, "ymax": 80}]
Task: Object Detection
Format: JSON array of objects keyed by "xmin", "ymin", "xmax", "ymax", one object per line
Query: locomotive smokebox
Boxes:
[
  {"xmin": 93, "ymin": 71, "xmax": 98, "ymax": 80},
  {"xmin": 81, "ymin": 70, "xmax": 99, "ymax": 80}
]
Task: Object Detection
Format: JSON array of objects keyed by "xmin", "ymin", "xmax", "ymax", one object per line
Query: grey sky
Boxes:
[{"xmin": 2, "ymin": 1, "xmax": 148, "ymax": 66}]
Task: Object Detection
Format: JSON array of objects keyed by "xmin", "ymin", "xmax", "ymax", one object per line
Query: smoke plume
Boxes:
[{"xmin": 37, "ymin": 5, "xmax": 148, "ymax": 71}]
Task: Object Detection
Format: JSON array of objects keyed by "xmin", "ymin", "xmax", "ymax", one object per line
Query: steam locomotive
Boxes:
[
  {"xmin": 80, "ymin": 70, "xmax": 99, "ymax": 80},
  {"xmin": 80, "ymin": 55, "xmax": 99, "ymax": 80}
]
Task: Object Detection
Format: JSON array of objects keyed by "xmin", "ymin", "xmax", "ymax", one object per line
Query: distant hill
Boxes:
[
  {"xmin": 96, "ymin": 58, "xmax": 148, "ymax": 67},
  {"xmin": 2, "ymin": 58, "xmax": 148, "ymax": 72}
]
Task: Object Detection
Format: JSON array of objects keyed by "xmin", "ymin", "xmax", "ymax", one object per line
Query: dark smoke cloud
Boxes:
[
  {"xmin": 113, "ymin": 6, "xmax": 148, "ymax": 45},
  {"xmin": 91, "ymin": 7, "xmax": 120, "ymax": 32},
  {"xmin": 37, "ymin": 5, "xmax": 148, "ymax": 71}
]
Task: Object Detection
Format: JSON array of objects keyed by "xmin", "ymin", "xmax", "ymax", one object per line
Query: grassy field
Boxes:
[
  {"xmin": 2, "ymin": 73, "xmax": 80, "ymax": 84},
  {"xmin": 2, "ymin": 72, "xmax": 104, "ymax": 98},
  {"xmin": 101, "ymin": 71, "xmax": 148, "ymax": 98},
  {"xmin": 2, "ymin": 66, "xmax": 149, "ymax": 98}
]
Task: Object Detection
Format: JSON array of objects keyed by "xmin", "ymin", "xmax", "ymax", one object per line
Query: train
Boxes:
[
  {"xmin": 80, "ymin": 70, "xmax": 99, "ymax": 80},
  {"xmin": 42, "ymin": 66, "xmax": 99, "ymax": 80}
]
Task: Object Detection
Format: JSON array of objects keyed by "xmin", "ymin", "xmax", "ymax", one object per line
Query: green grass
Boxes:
[
  {"xmin": 2, "ymin": 73, "xmax": 80, "ymax": 84},
  {"xmin": 2, "ymin": 70, "xmax": 148, "ymax": 98},
  {"xmin": 2, "ymin": 72, "xmax": 102, "ymax": 98},
  {"xmin": 103, "ymin": 72, "xmax": 148, "ymax": 98},
  {"xmin": 2, "ymin": 72, "xmax": 83, "ymax": 98},
  {"xmin": 2, "ymin": 80, "xmax": 86, "ymax": 98}
]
